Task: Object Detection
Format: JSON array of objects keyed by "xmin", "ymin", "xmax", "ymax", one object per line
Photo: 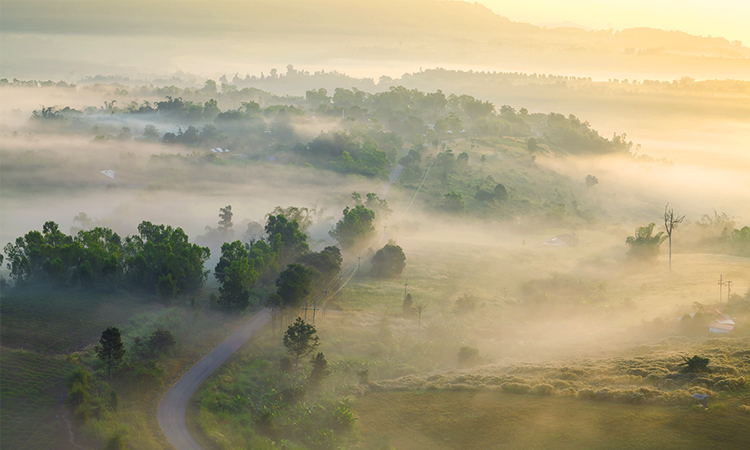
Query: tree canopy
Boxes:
[
  {"xmin": 625, "ymin": 223, "xmax": 667, "ymax": 260},
  {"xmin": 329, "ymin": 205, "xmax": 376, "ymax": 250},
  {"xmin": 370, "ymin": 243, "xmax": 406, "ymax": 278}
]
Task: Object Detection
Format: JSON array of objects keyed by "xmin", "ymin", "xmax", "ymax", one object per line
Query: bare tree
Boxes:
[{"xmin": 663, "ymin": 203, "xmax": 685, "ymax": 271}]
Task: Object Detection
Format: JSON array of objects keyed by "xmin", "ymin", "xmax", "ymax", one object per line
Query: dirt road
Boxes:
[{"xmin": 157, "ymin": 308, "xmax": 271, "ymax": 450}]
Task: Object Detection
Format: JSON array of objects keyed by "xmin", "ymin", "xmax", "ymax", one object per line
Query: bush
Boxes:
[
  {"xmin": 530, "ymin": 384, "xmax": 556, "ymax": 396},
  {"xmin": 714, "ymin": 377, "xmax": 747, "ymax": 391},
  {"xmin": 457, "ymin": 346, "xmax": 480, "ymax": 366},
  {"xmin": 370, "ymin": 243, "xmax": 406, "ymax": 278}
]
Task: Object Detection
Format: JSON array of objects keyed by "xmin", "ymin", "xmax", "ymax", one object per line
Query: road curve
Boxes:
[{"xmin": 158, "ymin": 308, "xmax": 271, "ymax": 450}]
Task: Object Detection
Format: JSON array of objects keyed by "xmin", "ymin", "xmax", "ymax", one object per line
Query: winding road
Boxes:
[{"xmin": 157, "ymin": 308, "xmax": 271, "ymax": 450}]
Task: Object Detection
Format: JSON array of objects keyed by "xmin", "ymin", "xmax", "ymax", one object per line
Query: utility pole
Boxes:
[
  {"xmin": 404, "ymin": 278, "xmax": 408, "ymax": 300},
  {"xmin": 726, "ymin": 281, "xmax": 732, "ymax": 303},
  {"xmin": 357, "ymin": 255, "xmax": 361, "ymax": 276},
  {"xmin": 316, "ymin": 290, "xmax": 328, "ymax": 323},
  {"xmin": 718, "ymin": 275, "xmax": 724, "ymax": 302}
]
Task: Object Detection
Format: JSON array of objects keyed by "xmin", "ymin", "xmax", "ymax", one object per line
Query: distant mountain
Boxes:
[{"xmin": 2, "ymin": 0, "xmax": 748, "ymax": 80}]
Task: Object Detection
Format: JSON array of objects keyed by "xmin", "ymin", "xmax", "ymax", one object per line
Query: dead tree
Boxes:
[{"xmin": 663, "ymin": 203, "xmax": 685, "ymax": 271}]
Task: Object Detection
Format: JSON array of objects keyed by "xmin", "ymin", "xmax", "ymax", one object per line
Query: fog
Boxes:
[{"xmin": 2, "ymin": 2, "xmax": 749, "ymax": 449}]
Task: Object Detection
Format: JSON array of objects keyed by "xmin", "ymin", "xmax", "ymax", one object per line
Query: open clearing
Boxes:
[{"xmin": 355, "ymin": 390, "xmax": 750, "ymax": 450}]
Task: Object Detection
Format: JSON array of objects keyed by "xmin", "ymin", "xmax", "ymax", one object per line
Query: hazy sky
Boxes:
[{"xmin": 478, "ymin": 0, "xmax": 749, "ymax": 45}]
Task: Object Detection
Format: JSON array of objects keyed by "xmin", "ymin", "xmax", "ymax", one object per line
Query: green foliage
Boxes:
[
  {"xmin": 65, "ymin": 367, "xmax": 93, "ymax": 414},
  {"xmin": 103, "ymin": 432, "xmax": 126, "ymax": 450},
  {"xmin": 329, "ymin": 204, "xmax": 376, "ymax": 249},
  {"xmin": 440, "ymin": 191, "xmax": 465, "ymax": 214},
  {"xmin": 730, "ymin": 226, "xmax": 750, "ymax": 256},
  {"xmin": 123, "ymin": 221, "xmax": 210, "ymax": 296},
  {"xmin": 545, "ymin": 113, "xmax": 632, "ymax": 154},
  {"xmin": 283, "ymin": 318, "xmax": 320, "ymax": 371},
  {"xmin": 266, "ymin": 214, "xmax": 310, "ymax": 265},
  {"xmin": 306, "ymin": 131, "xmax": 389, "ymax": 177},
  {"xmin": 95, "ymin": 326, "xmax": 126, "ymax": 382},
  {"xmin": 217, "ymin": 256, "xmax": 256, "ymax": 312},
  {"xmin": 680, "ymin": 355, "xmax": 711, "ymax": 373},
  {"xmin": 3, "ymin": 221, "xmax": 123, "ymax": 287},
  {"xmin": 370, "ymin": 243, "xmax": 406, "ymax": 278},
  {"xmin": 296, "ymin": 246, "xmax": 342, "ymax": 288},
  {"xmin": 275, "ymin": 264, "xmax": 316, "ymax": 310},
  {"xmin": 625, "ymin": 223, "xmax": 667, "ymax": 260},
  {"xmin": 308, "ymin": 352, "xmax": 332, "ymax": 394}
]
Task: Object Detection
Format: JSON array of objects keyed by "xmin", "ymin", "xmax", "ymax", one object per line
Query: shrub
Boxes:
[
  {"xmin": 714, "ymin": 377, "xmax": 747, "ymax": 391},
  {"xmin": 457, "ymin": 346, "xmax": 480, "ymax": 366},
  {"xmin": 370, "ymin": 243, "xmax": 406, "ymax": 278},
  {"xmin": 680, "ymin": 355, "xmax": 711, "ymax": 373},
  {"xmin": 501, "ymin": 382, "xmax": 531, "ymax": 394}
]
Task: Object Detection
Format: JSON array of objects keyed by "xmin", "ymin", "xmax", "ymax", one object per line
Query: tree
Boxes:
[
  {"xmin": 148, "ymin": 329, "xmax": 176, "ymax": 355},
  {"xmin": 494, "ymin": 183, "xmax": 508, "ymax": 202},
  {"xmin": 275, "ymin": 263, "xmax": 316, "ymax": 310},
  {"xmin": 266, "ymin": 214, "xmax": 309, "ymax": 264},
  {"xmin": 527, "ymin": 137, "xmax": 538, "ymax": 152},
  {"xmin": 440, "ymin": 191, "xmax": 465, "ymax": 214},
  {"xmin": 95, "ymin": 326, "xmax": 126, "ymax": 382},
  {"xmin": 296, "ymin": 246, "xmax": 342, "ymax": 288},
  {"xmin": 308, "ymin": 352, "xmax": 331, "ymax": 394},
  {"xmin": 371, "ymin": 243, "xmax": 406, "ymax": 278},
  {"xmin": 329, "ymin": 205, "xmax": 376, "ymax": 250},
  {"xmin": 283, "ymin": 318, "xmax": 320, "ymax": 372},
  {"xmin": 270, "ymin": 206, "xmax": 315, "ymax": 232},
  {"xmin": 625, "ymin": 223, "xmax": 667, "ymax": 261},
  {"xmin": 663, "ymin": 203, "xmax": 685, "ymax": 271},
  {"xmin": 680, "ymin": 355, "xmax": 711, "ymax": 373},
  {"xmin": 218, "ymin": 205, "xmax": 233, "ymax": 236},
  {"xmin": 585, "ymin": 175, "xmax": 599, "ymax": 187}
]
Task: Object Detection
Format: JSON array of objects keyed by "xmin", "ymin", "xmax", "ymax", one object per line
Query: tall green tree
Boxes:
[
  {"xmin": 265, "ymin": 214, "xmax": 309, "ymax": 265},
  {"xmin": 96, "ymin": 326, "xmax": 126, "ymax": 382},
  {"xmin": 283, "ymin": 318, "xmax": 320, "ymax": 372},
  {"xmin": 275, "ymin": 263, "xmax": 316, "ymax": 310},
  {"xmin": 329, "ymin": 205, "xmax": 376, "ymax": 250}
]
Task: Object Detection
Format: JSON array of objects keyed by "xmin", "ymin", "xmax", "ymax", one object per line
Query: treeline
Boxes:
[
  {"xmin": 2, "ymin": 195, "xmax": 395, "ymax": 312},
  {"xmin": 2, "ymin": 221, "xmax": 210, "ymax": 297},
  {"xmin": 24, "ymin": 82, "xmax": 633, "ymax": 172}
]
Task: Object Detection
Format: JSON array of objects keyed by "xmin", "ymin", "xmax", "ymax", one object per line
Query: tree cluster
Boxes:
[{"xmin": 3, "ymin": 221, "xmax": 210, "ymax": 297}]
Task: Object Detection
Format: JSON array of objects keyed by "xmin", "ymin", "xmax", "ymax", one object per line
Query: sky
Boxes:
[{"xmin": 477, "ymin": 0, "xmax": 749, "ymax": 45}]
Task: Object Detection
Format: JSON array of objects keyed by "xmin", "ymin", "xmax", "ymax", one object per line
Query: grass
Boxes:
[
  {"xmin": 0, "ymin": 349, "xmax": 76, "ymax": 450},
  {"xmin": 355, "ymin": 390, "xmax": 750, "ymax": 450},
  {"xmin": 0, "ymin": 289, "xmax": 163, "ymax": 354},
  {"xmin": 0, "ymin": 287, "xmax": 244, "ymax": 450}
]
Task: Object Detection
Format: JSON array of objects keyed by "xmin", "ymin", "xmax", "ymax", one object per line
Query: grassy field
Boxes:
[
  {"xmin": 0, "ymin": 288, "xmax": 245, "ymax": 450},
  {"xmin": 354, "ymin": 390, "xmax": 750, "ymax": 450},
  {"xmin": 0, "ymin": 348, "xmax": 76, "ymax": 450}
]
